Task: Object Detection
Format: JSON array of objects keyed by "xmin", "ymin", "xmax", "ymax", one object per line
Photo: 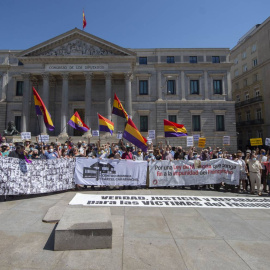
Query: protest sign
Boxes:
[
  {"xmin": 38, "ymin": 135, "xmax": 49, "ymax": 142},
  {"xmin": 223, "ymin": 136, "xmax": 230, "ymax": 145},
  {"xmin": 74, "ymin": 158, "xmax": 147, "ymax": 186},
  {"xmin": 149, "ymin": 159, "xmax": 240, "ymax": 187},
  {"xmin": 92, "ymin": 130, "xmax": 99, "ymax": 137},
  {"xmin": 0, "ymin": 157, "xmax": 75, "ymax": 195},
  {"xmin": 117, "ymin": 131, "xmax": 123, "ymax": 139},
  {"xmin": 21, "ymin": 132, "xmax": 31, "ymax": 140},
  {"xmin": 198, "ymin": 137, "xmax": 206, "ymax": 148},
  {"xmin": 193, "ymin": 134, "xmax": 200, "ymax": 141},
  {"xmin": 265, "ymin": 138, "xmax": 270, "ymax": 146},
  {"xmin": 70, "ymin": 194, "xmax": 270, "ymax": 209},
  {"xmin": 147, "ymin": 137, "xmax": 152, "ymax": 144},
  {"xmin": 186, "ymin": 136, "xmax": 194, "ymax": 147},
  {"xmin": 148, "ymin": 130, "xmax": 156, "ymax": 140},
  {"xmin": 250, "ymin": 138, "xmax": 262, "ymax": 146}
]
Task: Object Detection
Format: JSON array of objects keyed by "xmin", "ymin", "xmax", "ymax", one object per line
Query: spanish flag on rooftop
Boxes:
[
  {"xmin": 32, "ymin": 87, "xmax": 54, "ymax": 131},
  {"xmin": 98, "ymin": 113, "xmax": 114, "ymax": 135},
  {"xmin": 68, "ymin": 111, "xmax": 89, "ymax": 132},
  {"xmin": 164, "ymin": 119, "xmax": 187, "ymax": 137},
  {"xmin": 112, "ymin": 93, "xmax": 129, "ymax": 121},
  {"xmin": 123, "ymin": 118, "xmax": 148, "ymax": 152}
]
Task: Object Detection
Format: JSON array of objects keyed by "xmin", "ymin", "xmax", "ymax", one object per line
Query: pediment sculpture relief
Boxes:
[{"xmin": 39, "ymin": 39, "xmax": 116, "ymax": 56}]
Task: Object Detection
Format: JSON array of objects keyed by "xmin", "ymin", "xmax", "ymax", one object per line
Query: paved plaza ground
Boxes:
[{"xmin": 0, "ymin": 188, "xmax": 270, "ymax": 270}]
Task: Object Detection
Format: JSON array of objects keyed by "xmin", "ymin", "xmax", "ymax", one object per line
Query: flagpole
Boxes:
[
  {"xmin": 36, "ymin": 115, "xmax": 43, "ymax": 145},
  {"xmin": 59, "ymin": 123, "xmax": 68, "ymax": 135}
]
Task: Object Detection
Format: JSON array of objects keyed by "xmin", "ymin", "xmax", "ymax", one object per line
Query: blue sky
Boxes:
[{"xmin": 1, "ymin": 0, "xmax": 270, "ymax": 50}]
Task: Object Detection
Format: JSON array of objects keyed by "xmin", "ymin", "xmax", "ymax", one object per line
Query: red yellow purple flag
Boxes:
[
  {"xmin": 164, "ymin": 119, "xmax": 187, "ymax": 137},
  {"xmin": 68, "ymin": 111, "xmax": 89, "ymax": 132},
  {"xmin": 32, "ymin": 87, "xmax": 54, "ymax": 131},
  {"xmin": 98, "ymin": 113, "xmax": 114, "ymax": 135},
  {"xmin": 112, "ymin": 93, "xmax": 129, "ymax": 121}
]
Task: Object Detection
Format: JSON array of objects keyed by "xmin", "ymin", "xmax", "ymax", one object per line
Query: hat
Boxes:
[
  {"xmin": 237, "ymin": 150, "xmax": 242, "ymax": 153},
  {"xmin": 25, "ymin": 139, "xmax": 31, "ymax": 142},
  {"xmin": 246, "ymin": 150, "xmax": 251, "ymax": 153},
  {"xmin": 16, "ymin": 142, "xmax": 24, "ymax": 147}
]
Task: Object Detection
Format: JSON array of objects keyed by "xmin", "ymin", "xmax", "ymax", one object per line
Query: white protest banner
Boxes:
[
  {"xmin": 0, "ymin": 157, "xmax": 75, "ymax": 195},
  {"xmin": 265, "ymin": 138, "xmax": 270, "ymax": 146},
  {"xmin": 70, "ymin": 194, "xmax": 270, "ymax": 209},
  {"xmin": 74, "ymin": 158, "xmax": 147, "ymax": 186},
  {"xmin": 147, "ymin": 137, "xmax": 152, "ymax": 144},
  {"xmin": 38, "ymin": 135, "xmax": 50, "ymax": 142},
  {"xmin": 21, "ymin": 132, "xmax": 31, "ymax": 140},
  {"xmin": 186, "ymin": 136, "xmax": 194, "ymax": 147},
  {"xmin": 223, "ymin": 136, "xmax": 230, "ymax": 145},
  {"xmin": 193, "ymin": 134, "xmax": 200, "ymax": 141},
  {"xmin": 149, "ymin": 159, "xmax": 240, "ymax": 187},
  {"xmin": 148, "ymin": 130, "xmax": 156, "ymax": 140},
  {"xmin": 92, "ymin": 130, "xmax": 99, "ymax": 137},
  {"xmin": 117, "ymin": 131, "xmax": 123, "ymax": 139}
]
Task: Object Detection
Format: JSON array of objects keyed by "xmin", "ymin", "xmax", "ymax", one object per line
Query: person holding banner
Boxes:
[{"xmin": 245, "ymin": 151, "xmax": 263, "ymax": 195}]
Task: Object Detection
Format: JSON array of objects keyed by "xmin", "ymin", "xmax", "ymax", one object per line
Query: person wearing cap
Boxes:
[
  {"xmin": 245, "ymin": 151, "xmax": 262, "ymax": 195},
  {"xmin": 1, "ymin": 143, "xmax": 10, "ymax": 157},
  {"xmin": 8, "ymin": 142, "xmax": 25, "ymax": 159}
]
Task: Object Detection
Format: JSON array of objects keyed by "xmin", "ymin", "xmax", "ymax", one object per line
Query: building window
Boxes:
[
  {"xmin": 236, "ymin": 95, "xmax": 240, "ymax": 102},
  {"xmin": 140, "ymin": 116, "xmax": 148, "ymax": 132},
  {"xmin": 256, "ymin": 109, "xmax": 262, "ymax": 120},
  {"xmin": 246, "ymin": 111, "xmax": 251, "ymax": 121},
  {"xmin": 253, "ymin": 58, "xmax": 258, "ymax": 67},
  {"xmin": 168, "ymin": 115, "xmax": 177, "ymax": 123},
  {"xmin": 189, "ymin": 56, "xmax": 197, "ymax": 63},
  {"xmin": 255, "ymin": 89, "xmax": 260, "ymax": 97},
  {"xmin": 242, "ymin": 51, "xmax": 246, "ymax": 59},
  {"xmin": 213, "ymin": 80, "xmax": 222, "ymax": 94},
  {"xmin": 245, "ymin": 92, "xmax": 249, "ymax": 100},
  {"xmin": 167, "ymin": 80, "xmax": 176, "ymax": 94},
  {"xmin": 139, "ymin": 57, "xmax": 147, "ymax": 65},
  {"xmin": 235, "ymin": 83, "xmax": 239, "ymax": 90},
  {"xmin": 16, "ymin": 81, "xmax": 23, "ymax": 96},
  {"xmin": 212, "ymin": 56, "xmax": 220, "ymax": 63},
  {"xmin": 190, "ymin": 80, "xmax": 199, "ymax": 94},
  {"xmin": 253, "ymin": 73, "xmax": 258, "ymax": 82},
  {"xmin": 243, "ymin": 64, "xmax": 248, "ymax": 72},
  {"xmin": 167, "ymin": 56, "xmax": 175, "ymax": 63},
  {"xmin": 234, "ymin": 58, "xmax": 238, "ymax": 65},
  {"xmin": 216, "ymin": 115, "xmax": 225, "ymax": 131},
  {"xmin": 258, "ymin": 130, "xmax": 263, "ymax": 138},
  {"xmin": 244, "ymin": 79, "xmax": 248, "ymax": 86},
  {"xmin": 251, "ymin": 44, "xmax": 257, "ymax": 53},
  {"xmin": 238, "ymin": 113, "xmax": 242, "ymax": 122},
  {"xmin": 15, "ymin": 116, "xmax": 21, "ymax": 132},
  {"xmin": 192, "ymin": 115, "xmax": 201, "ymax": 131},
  {"xmin": 139, "ymin": 80, "xmax": 148, "ymax": 95},
  {"xmin": 234, "ymin": 70, "xmax": 239, "ymax": 77}
]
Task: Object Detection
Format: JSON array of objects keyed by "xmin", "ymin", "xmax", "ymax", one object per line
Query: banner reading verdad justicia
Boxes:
[{"xmin": 149, "ymin": 159, "xmax": 240, "ymax": 187}]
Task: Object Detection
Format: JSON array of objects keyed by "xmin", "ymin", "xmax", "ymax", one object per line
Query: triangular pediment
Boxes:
[{"xmin": 16, "ymin": 28, "xmax": 136, "ymax": 57}]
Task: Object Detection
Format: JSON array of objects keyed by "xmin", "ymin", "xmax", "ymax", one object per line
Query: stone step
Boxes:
[{"xmin": 54, "ymin": 206, "xmax": 112, "ymax": 251}]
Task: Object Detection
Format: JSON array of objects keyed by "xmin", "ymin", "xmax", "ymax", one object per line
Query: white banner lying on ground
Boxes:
[
  {"xmin": 149, "ymin": 159, "xmax": 240, "ymax": 187},
  {"xmin": 74, "ymin": 158, "xmax": 147, "ymax": 186},
  {"xmin": 0, "ymin": 157, "xmax": 75, "ymax": 195},
  {"xmin": 69, "ymin": 194, "xmax": 270, "ymax": 209}
]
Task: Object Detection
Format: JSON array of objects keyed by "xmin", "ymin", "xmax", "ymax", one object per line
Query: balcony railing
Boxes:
[
  {"xmin": 237, "ymin": 119, "xmax": 264, "ymax": 126},
  {"xmin": 235, "ymin": 96, "xmax": 263, "ymax": 107}
]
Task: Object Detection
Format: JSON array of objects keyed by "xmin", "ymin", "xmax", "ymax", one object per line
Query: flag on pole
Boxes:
[
  {"xmin": 164, "ymin": 119, "xmax": 188, "ymax": 137},
  {"xmin": 32, "ymin": 87, "xmax": 54, "ymax": 131},
  {"xmin": 98, "ymin": 113, "xmax": 114, "ymax": 135},
  {"xmin": 68, "ymin": 111, "xmax": 89, "ymax": 132},
  {"xmin": 112, "ymin": 93, "xmax": 129, "ymax": 121},
  {"xmin": 123, "ymin": 118, "xmax": 148, "ymax": 152},
  {"xmin": 83, "ymin": 10, "xmax": 87, "ymax": 29}
]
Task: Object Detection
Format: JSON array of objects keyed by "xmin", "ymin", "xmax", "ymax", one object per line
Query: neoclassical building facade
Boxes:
[{"xmin": 0, "ymin": 28, "xmax": 236, "ymax": 150}]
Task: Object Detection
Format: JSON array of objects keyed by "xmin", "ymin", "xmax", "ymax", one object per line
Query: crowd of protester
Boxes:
[{"xmin": 0, "ymin": 136, "xmax": 269, "ymax": 196}]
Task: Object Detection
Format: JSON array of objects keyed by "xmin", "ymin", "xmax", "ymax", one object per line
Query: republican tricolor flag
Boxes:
[
  {"xmin": 32, "ymin": 87, "xmax": 54, "ymax": 131},
  {"xmin": 98, "ymin": 113, "xmax": 114, "ymax": 135},
  {"xmin": 164, "ymin": 119, "xmax": 188, "ymax": 137},
  {"xmin": 83, "ymin": 10, "xmax": 87, "ymax": 29},
  {"xmin": 112, "ymin": 93, "xmax": 129, "ymax": 121},
  {"xmin": 68, "ymin": 111, "xmax": 89, "ymax": 132}
]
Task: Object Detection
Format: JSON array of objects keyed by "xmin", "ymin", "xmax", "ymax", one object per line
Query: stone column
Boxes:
[
  {"xmin": 226, "ymin": 71, "xmax": 232, "ymax": 101},
  {"xmin": 157, "ymin": 70, "xmax": 162, "ymax": 100},
  {"xmin": 59, "ymin": 73, "xmax": 69, "ymax": 137},
  {"xmin": 21, "ymin": 73, "xmax": 31, "ymax": 132},
  {"xmin": 125, "ymin": 73, "xmax": 132, "ymax": 119},
  {"xmin": 41, "ymin": 73, "xmax": 50, "ymax": 134},
  {"xmin": 181, "ymin": 71, "xmax": 186, "ymax": 100},
  {"xmin": 105, "ymin": 72, "xmax": 112, "ymax": 120},
  {"xmin": 84, "ymin": 72, "xmax": 92, "ymax": 134},
  {"xmin": 0, "ymin": 73, "xmax": 3, "ymax": 101},
  {"xmin": 204, "ymin": 71, "xmax": 209, "ymax": 100}
]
